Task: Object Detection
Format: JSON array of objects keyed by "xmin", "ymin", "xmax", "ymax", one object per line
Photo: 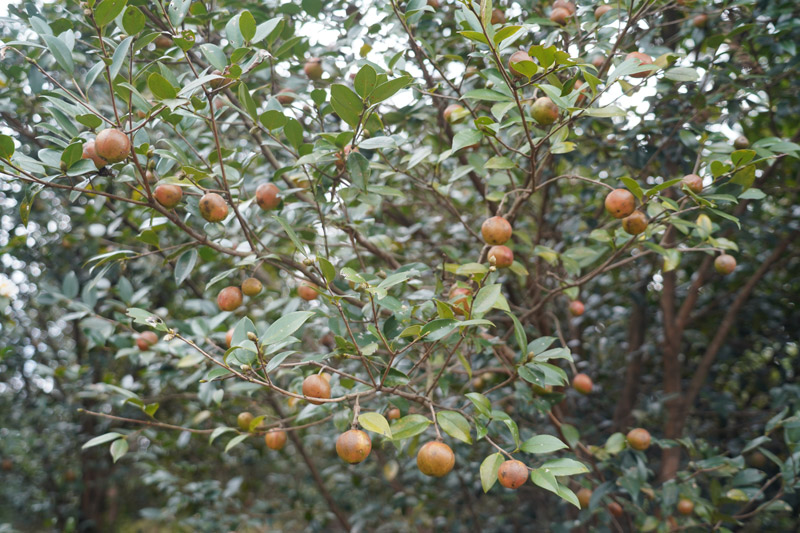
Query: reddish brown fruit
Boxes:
[
  {"xmin": 237, "ymin": 412, "xmax": 254, "ymax": 431},
  {"xmin": 491, "ymin": 8, "xmax": 506, "ymax": 24},
  {"xmin": 94, "ymin": 129, "xmax": 130, "ymax": 164},
  {"xmin": 568, "ymin": 300, "xmax": 585, "ymax": 317},
  {"xmin": 692, "ymin": 13, "xmax": 708, "ymax": 28},
  {"xmin": 255, "ymin": 183, "xmax": 281, "ymax": 210},
  {"xmin": 626, "ymin": 428, "xmax": 651, "ymax": 451},
  {"xmin": 1, "ymin": 459, "xmax": 12, "ymax": 472},
  {"xmin": 154, "ymin": 35, "xmax": 173, "ymax": 49},
  {"xmin": 595, "ymin": 4, "xmax": 612, "ymax": 19},
  {"xmin": 591, "ymin": 54, "xmax": 606, "ymax": 69},
  {"xmin": 449, "ymin": 286, "xmax": 472, "ymax": 315},
  {"xmin": 336, "ymin": 429, "xmax": 372, "ymax": 464},
  {"xmin": 577, "ymin": 487, "xmax": 593, "ymax": 508},
  {"xmin": 550, "ymin": 6, "xmax": 570, "ymax": 25},
  {"xmin": 497, "ymin": 459, "xmax": 528, "ymax": 489},
  {"xmin": 241, "ymin": 277, "xmax": 262, "ymax": 296},
  {"xmin": 734, "ymin": 135, "xmax": 750, "ymax": 150},
  {"xmin": 682, "ymin": 173, "xmax": 703, "ymax": 194},
  {"xmin": 265, "ymin": 429, "xmax": 288, "ymax": 450},
  {"xmin": 714, "ymin": 254, "xmax": 736, "ymax": 275},
  {"xmin": 302, "ymin": 374, "xmax": 331, "ymax": 404},
  {"xmin": 199, "ymin": 192, "xmax": 229, "ymax": 222},
  {"xmin": 573, "ymin": 373, "xmax": 593, "ymax": 394},
  {"xmin": 136, "ymin": 331, "xmax": 158, "ymax": 351},
  {"xmin": 225, "ymin": 328, "xmax": 234, "ymax": 348},
  {"xmin": 622, "ymin": 210, "xmax": 648, "ymax": 235},
  {"xmin": 677, "ymin": 498, "xmax": 694, "ymax": 515},
  {"xmin": 605, "ymin": 189, "xmax": 635, "ymax": 219},
  {"xmin": 443, "ymin": 104, "xmax": 465, "ymax": 124},
  {"xmin": 276, "ymin": 88, "xmax": 295, "ymax": 105},
  {"xmin": 488, "ymin": 245, "xmax": 514, "ymax": 268},
  {"xmin": 553, "ymin": 0, "xmax": 577, "ymax": 14},
  {"xmin": 387, "ymin": 408, "xmax": 401, "ymax": 421},
  {"xmin": 509, "ymin": 50, "xmax": 533, "ymax": 78},
  {"xmin": 608, "ymin": 501, "xmax": 624, "ymax": 518},
  {"xmin": 298, "ymin": 283, "xmax": 318, "ymax": 301},
  {"xmin": 217, "ymin": 286, "xmax": 243, "ymax": 312},
  {"xmin": 626, "ymin": 52, "xmax": 654, "ymax": 78},
  {"xmin": 81, "ymin": 140, "xmax": 107, "ymax": 169},
  {"xmin": 154, "ymin": 184, "xmax": 183, "ymax": 209},
  {"xmin": 427, "ymin": 0, "xmax": 440, "ymax": 7},
  {"xmin": 481, "ymin": 216, "xmax": 512, "ymax": 245},
  {"xmin": 531, "ymin": 97, "xmax": 559, "ymax": 125},
  {"xmin": 304, "ymin": 57, "xmax": 324, "ymax": 80},
  {"xmin": 417, "ymin": 441, "xmax": 455, "ymax": 477}
]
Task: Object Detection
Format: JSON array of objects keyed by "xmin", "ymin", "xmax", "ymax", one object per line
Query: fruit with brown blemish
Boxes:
[
  {"xmin": 94, "ymin": 129, "xmax": 131, "ymax": 164},
  {"xmin": 416, "ymin": 441, "xmax": 455, "ymax": 477},
  {"xmin": 626, "ymin": 428, "xmax": 651, "ymax": 451},
  {"xmin": 302, "ymin": 374, "xmax": 331, "ymax": 404},
  {"xmin": 622, "ymin": 210, "xmax": 648, "ymax": 235},
  {"xmin": 481, "ymin": 216, "xmax": 512, "ymax": 245},
  {"xmin": 265, "ymin": 429, "xmax": 288, "ymax": 450},
  {"xmin": 605, "ymin": 189, "xmax": 635, "ymax": 218},
  {"xmin": 199, "ymin": 192, "xmax": 229, "ymax": 222},
  {"xmin": 255, "ymin": 183, "xmax": 281, "ymax": 210},
  {"xmin": 154, "ymin": 184, "xmax": 182, "ymax": 209},
  {"xmin": 714, "ymin": 254, "xmax": 736, "ymax": 275},
  {"xmin": 497, "ymin": 459, "xmax": 528, "ymax": 489},
  {"xmin": 136, "ymin": 331, "xmax": 158, "ymax": 351},
  {"xmin": 217, "ymin": 286, "xmax": 243, "ymax": 311},
  {"xmin": 336, "ymin": 429, "xmax": 372, "ymax": 464},
  {"xmin": 488, "ymin": 245, "xmax": 514, "ymax": 268}
]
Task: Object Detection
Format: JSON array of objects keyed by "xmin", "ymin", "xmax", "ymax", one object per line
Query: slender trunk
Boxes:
[{"xmin": 613, "ymin": 281, "xmax": 648, "ymax": 430}]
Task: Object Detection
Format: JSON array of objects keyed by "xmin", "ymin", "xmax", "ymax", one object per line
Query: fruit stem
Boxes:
[
  {"xmin": 351, "ymin": 395, "xmax": 361, "ymax": 429},
  {"xmin": 428, "ymin": 401, "xmax": 442, "ymax": 440}
]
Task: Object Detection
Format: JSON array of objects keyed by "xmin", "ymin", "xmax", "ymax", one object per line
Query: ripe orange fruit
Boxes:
[
  {"xmin": 604, "ymin": 188, "xmax": 635, "ymax": 219},
  {"xmin": 255, "ymin": 183, "xmax": 281, "ymax": 210},
  {"xmin": 491, "ymin": 8, "xmax": 506, "ymax": 24},
  {"xmin": 508, "ymin": 50, "xmax": 533, "ymax": 78},
  {"xmin": 553, "ymin": 0, "xmax": 576, "ymax": 14},
  {"xmin": 622, "ymin": 210, "xmax": 648, "ymax": 235},
  {"xmin": 136, "ymin": 331, "xmax": 158, "ymax": 350},
  {"xmin": 449, "ymin": 286, "xmax": 472, "ymax": 315},
  {"xmin": 94, "ymin": 129, "xmax": 131, "ymax": 163},
  {"xmin": 481, "ymin": 216, "xmax": 513, "ymax": 245},
  {"xmin": 573, "ymin": 373, "xmax": 593, "ymax": 394},
  {"xmin": 225, "ymin": 328, "xmax": 234, "ymax": 348},
  {"xmin": 265, "ymin": 429, "xmax": 288, "ymax": 450},
  {"xmin": 297, "ymin": 283, "xmax": 318, "ymax": 301},
  {"xmin": 336, "ymin": 429, "xmax": 372, "ymax": 464},
  {"xmin": 626, "ymin": 52, "xmax": 654, "ymax": 78},
  {"xmin": 677, "ymin": 498, "xmax": 694, "ymax": 515},
  {"xmin": 241, "ymin": 277, "xmax": 262, "ymax": 296},
  {"xmin": 626, "ymin": 428, "xmax": 651, "ymax": 451},
  {"xmin": 416, "ymin": 441, "xmax": 455, "ymax": 477},
  {"xmin": 550, "ymin": 6, "xmax": 570, "ymax": 25},
  {"xmin": 386, "ymin": 408, "xmax": 401, "ymax": 421},
  {"xmin": 595, "ymin": 4, "xmax": 612, "ymax": 19},
  {"xmin": 154, "ymin": 184, "xmax": 182, "ymax": 209},
  {"xmin": 577, "ymin": 487, "xmax": 592, "ymax": 508},
  {"xmin": 199, "ymin": 192, "xmax": 229, "ymax": 222},
  {"xmin": 682, "ymin": 174, "xmax": 703, "ymax": 194},
  {"xmin": 217, "ymin": 286, "xmax": 243, "ymax": 311},
  {"xmin": 568, "ymin": 300, "xmax": 585, "ymax": 317},
  {"xmin": 488, "ymin": 245, "xmax": 514, "ymax": 268},
  {"xmin": 81, "ymin": 140, "xmax": 107, "ymax": 169},
  {"xmin": 608, "ymin": 501, "xmax": 624, "ymax": 517},
  {"xmin": 276, "ymin": 88, "xmax": 295, "ymax": 105},
  {"xmin": 692, "ymin": 13, "xmax": 708, "ymax": 27},
  {"xmin": 302, "ymin": 374, "xmax": 331, "ymax": 404},
  {"xmin": 497, "ymin": 459, "xmax": 528, "ymax": 489},
  {"xmin": 714, "ymin": 254, "xmax": 736, "ymax": 275},
  {"xmin": 304, "ymin": 57, "xmax": 323, "ymax": 80}
]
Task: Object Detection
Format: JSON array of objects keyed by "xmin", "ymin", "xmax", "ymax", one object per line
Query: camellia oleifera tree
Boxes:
[{"xmin": 1, "ymin": 0, "xmax": 799, "ymax": 531}]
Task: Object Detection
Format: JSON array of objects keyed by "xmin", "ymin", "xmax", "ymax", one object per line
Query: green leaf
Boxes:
[
  {"xmin": 148, "ymin": 72, "xmax": 177, "ymax": 100},
  {"xmin": 462, "ymin": 89, "xmax": 514, "ymax": 102},
  {"xmin": 94, "ymin": 0, "xmax": 128, "ymax": 27},
  {"xmin": 347, "ymin": 151, "xmax": 370, "ymax": 190},
  {"xmin": 0, "ymin": 134, "xmax": 15, "ymax": 159},
  {"xmin": 485, "ymin": 156, "xmax": 516, "ymax": 169},
  {"xmin": 42, "ymin": 35, "xmax": 74, "ymax": 75},
  {"xmin": 531, "ymin": 468, "xmax": 559, "ymax": 494},
  {"xmin": 167, "ymin": 0, "xmax": 191, "ymax": 26},
  {"xmin": 121, "ymin": 6, "xmax": 145, "ymax": 34},
  {"xmin": 238, "ymin": 82, "xmax": 258, "ymax": 122},
  {"xmin": 330, "ymin": 84, "xmax": 363, "ymax": 128},
  {"xmin": 390, "ymin": 414, "xmax": 431, "ymax": 440},
  {"xmin": 465, "ymin": 392, "xmax": 491, "ymax": 417},
  {"xmin": 272, "ymin": 214, "xmax": 307, "ymax": 256},
  {"xmin": 507, "ymin": 311, "xmax": 527, "ymax": 358},
  {"xmin": 174, "ymin": 248, "xmax": 197, "ymax": 286},
  {"xmin": 62, "ymin": 271, "xmax": 79, "ymax": 299},
  {"xmin": 318, "ymin": 256, "xmax": 336, "ymax": 283},
  {"xmin": 557, "ymin": 483, "xmax": 581, "ymax": 508},
  {"xmin": 209, "ymin": 426, "xmax": 236, "ymax": 444},
  {"xmin": 664, "ymin": 67, "xmax": 699, "ymax": 82},
  {"xmin": 284, "ymin": 118, "xmax": 304, "ymax": 150},
  {"xmin": 110, "ymin": 438, "xmax": 128, "ymax": 463},
  {"xmin": 732, "ymin": 149, "xmax": 756, "ymax": 167},
  {"xmin": 353, "ymin": 65, "xmax": 377, "ymax": 99},
  {"xmin": 437, "ymin": 411, "xmax": 472, "ymax": 444},
  {"xmin": 225, "ymin": 434, "xmax": 249, "ymax": 452},
  {"xmin": 239, "ymin": 11, "xmax": 256, "ymax": 41},
  {"xmin": 620, "ymin": 177, "xmax": 643, "ymax": 202},
  {"xmin": 109, "ymin": 36, "xmax": 133, "ymax": 80},
  {"xmin": 370, "ymin": 76, "xmax": 412, "ymax": 103},
  {"xmin": 471, "ymin": 283, "xmax": 501, "ymax": 315},
  {"xmin": 520, "ymin": 435, "xmax": 567, "ymax": 454},
  {"xmin": 200, "ymin": 44, "xmax": 228, "ymax": 71},
  {"xmin": 261, "ymin": 311, "xmax": 315, "ymax": 346},
  {"xmin": 358, "ymin": 412, "xmax": 392, "ymax": 438},
  {"xmin": 480, "ymin": 453, "xmax": 504, "ymax": 493},
  {"xmin": 82, "ymin": 432, "xmax": 122, "ymax": 449},
  {"xmin": 539, "ymin": 457, "xmax": 589, "ymax": 476}
]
